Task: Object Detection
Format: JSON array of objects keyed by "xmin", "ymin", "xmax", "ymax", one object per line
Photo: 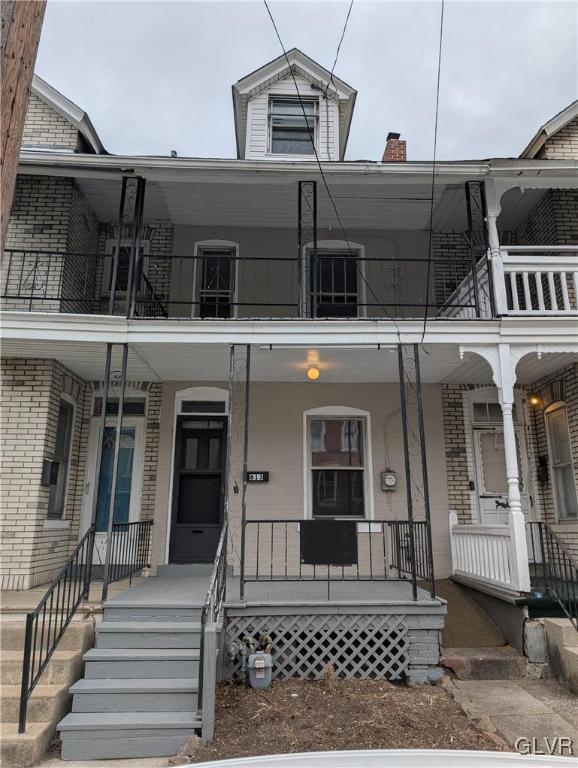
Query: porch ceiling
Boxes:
[{"xmin": 2, "ymin": 338, "xmax": 575, "ymax": 385}]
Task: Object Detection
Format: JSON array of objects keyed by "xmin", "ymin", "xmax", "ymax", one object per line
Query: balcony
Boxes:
[{"xmin": 1, "ymin": 248, "xmax": 486, "ymax": 321}]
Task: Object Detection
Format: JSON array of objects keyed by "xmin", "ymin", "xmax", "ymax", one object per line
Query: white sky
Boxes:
[{"xmin": 35, "ymin": 0, "xmax": 578, "ymax": 160}]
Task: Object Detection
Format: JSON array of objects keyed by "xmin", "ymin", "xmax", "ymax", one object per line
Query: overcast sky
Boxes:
[{"xmin": 35, "ymin": 0, "xmax": 577, "ymax": 161}]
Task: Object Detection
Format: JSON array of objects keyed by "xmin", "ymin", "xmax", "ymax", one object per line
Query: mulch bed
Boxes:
[{"xmin": 175, "ymin": 676, "xmax": 505, "ymax": 763}]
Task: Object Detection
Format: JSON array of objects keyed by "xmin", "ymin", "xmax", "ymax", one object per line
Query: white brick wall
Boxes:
[
  {"xmin": 22, "ymin": 93, "xmax": 80, "ymax": 151},
  {"xmin": 538, "ymin": 116, "xmax": 578, "ymax": 160}
]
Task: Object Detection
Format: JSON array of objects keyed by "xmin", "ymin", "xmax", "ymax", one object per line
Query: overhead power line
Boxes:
[
  {"xmin": 325, "ymin": 0, "xmax": 354, "ymax": 96},
  {"xmin": 421, "ymin": 0, "xmax": 445, "ymax": 343}
]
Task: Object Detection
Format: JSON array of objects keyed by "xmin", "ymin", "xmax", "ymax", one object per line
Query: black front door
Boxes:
[{"xmin": 169, "ymin": 416, "xmax": 227, "ymax": 563}]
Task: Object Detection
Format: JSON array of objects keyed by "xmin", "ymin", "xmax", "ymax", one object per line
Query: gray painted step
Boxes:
[
  {"xmin": 58, "ymin": 712, "xmax": 200, "ymax": 760},
  {"xmin": 70, "ymin": 678, "xmax": 199, "ymax": 713},
  {"xmin": 83, "ymin": 647, "xmax": 200, "ymax": 679},
  {"xmin": 103, "ymin": 605, "xmax": 202, "ymax": 622},
  {"xmin": 96, "ymin": 621, "xmax": 201, "ymax": 649}
]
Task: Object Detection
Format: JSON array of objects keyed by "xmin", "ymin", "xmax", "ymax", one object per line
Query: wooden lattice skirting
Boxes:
[{"xmin": 225, "ymin": 613, "xmax": 409, "ymax": 680}]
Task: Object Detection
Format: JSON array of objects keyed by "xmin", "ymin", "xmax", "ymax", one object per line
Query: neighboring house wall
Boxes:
[
  {"xmin": 3, "ymin": 174, "xmax": 100, "ymax": 312},
  {"xmin": 245, "ymin": 74, "xmax": 339, "ymax": 161},
  {"xmin": 22, "ymin": 92, "xmax": 81, "ymax": 151},
  {"xmin": 537, "ymin": 116, "xmax": 578, "ymax": 160},
  {"xmin": 515, "ymin": 189, "xmax": 578, "ymax": 246},
  {"xmin": 0, "ymin": 359, "xmax": 86, "ymax": 590},
  {"xmin": 527, "ymin": 364, "xmax": 578, "ymax": 562},
  {"xmin": 152, "ymin": 380, "xmax": 452, "ymax": 579}
]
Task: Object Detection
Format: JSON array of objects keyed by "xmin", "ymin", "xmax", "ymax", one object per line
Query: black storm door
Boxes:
[{"xmin": 169, "ymin": 416, "xmax": 227, "ymax": 563}]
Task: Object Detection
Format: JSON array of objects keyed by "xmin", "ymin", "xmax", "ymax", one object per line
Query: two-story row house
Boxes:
[{"xmin": 1, "ymin": 49, "xmax": 577, "ymax": 763}]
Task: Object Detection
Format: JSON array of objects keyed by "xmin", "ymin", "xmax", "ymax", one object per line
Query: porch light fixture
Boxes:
[
  {"xmin": 307, "ymin": 364, "xmax": 320, "ymax": 381},
  {"xmin": 528, "ymin": 394, "xmax": 541, "ymax": 407}
]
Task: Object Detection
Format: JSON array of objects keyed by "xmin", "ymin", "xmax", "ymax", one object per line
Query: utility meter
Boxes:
[
  {"xmin": 381, "ymin": 469, "xmax": 397, "ymax": 491},
  {"xmin": 248, "ymin": 651, "xmax": 273, "ymax": 690}
]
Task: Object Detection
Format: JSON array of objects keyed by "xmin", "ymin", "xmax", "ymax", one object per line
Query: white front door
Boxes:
[
  {"xmin": 82, "ymin": 416, "xmax": 145, "ymax": 564},
  {"xmin": 473, "ymin": 426, "xmax": 531, "ymax": 525}
]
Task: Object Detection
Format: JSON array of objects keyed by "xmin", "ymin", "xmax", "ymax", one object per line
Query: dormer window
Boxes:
[{"xmin": 269, "ymin": 98, "xmax": 317, "ymax": 155}]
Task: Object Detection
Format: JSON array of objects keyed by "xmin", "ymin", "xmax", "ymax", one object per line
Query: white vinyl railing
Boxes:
[
  {"xmin": 448, "ymin": 511, "xmax": 520, "ymax": 592},
  {"xmin": 492, "ymin": 246, "xmax": 578, "ymax": 316}
]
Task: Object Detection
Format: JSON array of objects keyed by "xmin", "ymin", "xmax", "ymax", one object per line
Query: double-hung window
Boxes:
[
  {"xmin": 309, "ymin": 417, "xmax": 365, "ymax": 517},
  {"xmin": 269, "ymin": 98, "xmax": 317, "ymax": 155},
  {"xmin": 47, "ymin": 401, "xmax": 74, "ymax": 520},
  {"xmin": 546, "ymin": 403, "xmax": 578, "ymax": 520},
  {"xmin": 197, "ymin": 247, "xmax": 235, "ymax": 318},
  {"xmin": 311, "ymin": 250, "xmax": 359, "ymax": 317}
]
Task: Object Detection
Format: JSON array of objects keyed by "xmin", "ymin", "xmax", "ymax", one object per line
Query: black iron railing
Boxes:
[
  {"xmin": 240, "ymin": 519, "xmax": 434, "ymax": 598},
  {"xmin": 103, "ymin": 520, "xmax": 153, "ymax": 588},
  {"xmin": 2, "ymin": 249, "xmax": 484, "ymax": 320},
  {"xmin": 18, "ymin": 527, "xmax": 94, "ymax": 733},
  {"xmin": 526, "ymin": 521, "xmax": 578, "ymax": 630},
  {"xmin": 198, "ymin": 519, "xmax": 228, "ymax": 710}
]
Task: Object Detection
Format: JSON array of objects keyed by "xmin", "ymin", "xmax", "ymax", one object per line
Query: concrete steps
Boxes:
[
  {"xmin": 440, "ymin": 646, "xmax": 527, "ymax": 680},
  {"xmin": 0, "ymin": 617, "xmax": 94, "ymax": 768},
  {"xmin": 58, "ymin": 589, "xmax": 204, "ymax": 759},
  {"xmin": 544, "ymin": 617, "xmax": 578, "ymax": 694}
]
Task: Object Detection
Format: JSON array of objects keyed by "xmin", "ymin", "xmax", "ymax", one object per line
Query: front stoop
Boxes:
[
  {"xmin": 543, "ymin": 618, "xmax": 578, "ymax": 694},
  {"xmin": 0, "ymin": 618, "xmax": 94, "ymax": 768},
  {"xmin": 440, "ymin": 646, "xmax": 526, "ymax": 680}
]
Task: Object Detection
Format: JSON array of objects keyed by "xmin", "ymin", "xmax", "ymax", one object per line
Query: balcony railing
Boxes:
[
  {"xmin": 2, "ymin": 249, "xmax": 483, "ymax": 320},
  {"xmin": 492, "ymin": 246, "xmax": 578, "ymax": 316}
]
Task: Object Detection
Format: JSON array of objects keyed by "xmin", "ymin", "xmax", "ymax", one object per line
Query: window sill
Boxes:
[{"xmin": 44, "ymin": 519, "xmax": 70, "ymax": 530}]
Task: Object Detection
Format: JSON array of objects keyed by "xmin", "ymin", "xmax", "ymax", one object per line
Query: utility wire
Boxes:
[
  {"xmin": 262, "ymin": 0, "xmax": 404, "ymax": 343},
  {"xmin": 421, "ymin": 0, "xmax": 445, "ymax": 343},
  {"xmin": 325, "ymin": 0, "xmax": 354, "ymax": 96}
]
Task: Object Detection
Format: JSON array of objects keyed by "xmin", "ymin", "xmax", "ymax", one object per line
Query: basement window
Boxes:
[{"xmin": 269, "ymin": 98, "xmax": 317, "ymax": 155}]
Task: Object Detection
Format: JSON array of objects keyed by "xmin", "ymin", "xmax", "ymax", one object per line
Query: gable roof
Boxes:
[
  {"xmin": 232, "ymin": 48, "xmax": 357, "ymax": 160},
  {"xmin": 520, "ymin": 99, "xmax": 578, "ymax": 159},
  {"xmin": 31, "ymin": 75, "xmax": 106, "ymax": 154}
]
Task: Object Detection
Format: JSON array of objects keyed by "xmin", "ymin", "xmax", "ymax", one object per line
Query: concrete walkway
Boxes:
[{"xmin": 448, "ymin": 679, "xmax": 578, "ymax": 754}]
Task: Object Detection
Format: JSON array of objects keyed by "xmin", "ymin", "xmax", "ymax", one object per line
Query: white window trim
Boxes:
[
  {"xmin": 192, "ymin": 240, "xmax": 239, "ymax": 319},
  {"xmin": 47, "ymin": 392, "xmax": 76, "ymax": 522},
  {"xmin": 545, "ymin": 401, "xmax": 578, "ymax": 523},
  {"xmin": 267, "ymin": 95, "xmax": 319, "ymax": 158},
  {"xmin": 303, "ymin": 406, "xmax": 375, "ymax": 520},
  {"xmin": 164, "ymin": 386, "xmax": 230, "ymax": 563},
  {"xmin": 103, "ymin": 239, "xmax": 150, "ymax": 296},
  {"xmin": 302, "ymin": 240, "xmax": 367, "ymax": 319}
]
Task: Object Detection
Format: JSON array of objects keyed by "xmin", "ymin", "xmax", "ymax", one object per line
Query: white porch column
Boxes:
[
  {"xmin": 484, "ymin": 179, "xmax": 507, "ymax": 315},
  {"xmin": 496, "ymin": 345, "xmax": 531, "ymax": 592}
]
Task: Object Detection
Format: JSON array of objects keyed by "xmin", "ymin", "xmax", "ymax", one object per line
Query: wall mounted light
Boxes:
[
  {"xmin": 528, "ymin": 394, "xmax": 541, "ymax": 407},
  {"xmin": 307, "ymin": 364, "xmax": 320, "ymax": 382}
]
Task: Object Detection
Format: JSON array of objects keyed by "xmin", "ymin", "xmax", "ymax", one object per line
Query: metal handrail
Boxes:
[
  {"xmin": 103, "ymin": 520, "xmax": 153, "ymax": 591},
  {"xmin": 240, "ymin": 519, "xmax": 434, "ymax": 598},
  {"xmin": 18, "ymin": 527, "xmax": 95, "ymax": 733},
  {"xmin": 198, "ymin": 519, "xmax": 229, "ymax": 708},
  {"xmin": 527, "ymin": 521, "xmax": 578, "ymax": 630}
]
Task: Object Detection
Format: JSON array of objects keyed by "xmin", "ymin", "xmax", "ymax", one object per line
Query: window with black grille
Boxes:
[
  {"xmin": 311, "ymin": 250, "xmax": 359, "ymax": 318},
  {"xmin": 198, "ymin": 248, "xmax": 234, "ymax": 318}
]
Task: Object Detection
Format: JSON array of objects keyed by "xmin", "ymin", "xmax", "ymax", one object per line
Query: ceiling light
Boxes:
[{"xmin": 307, "ymin": 365, "xmax": 320, "ymax": 381}]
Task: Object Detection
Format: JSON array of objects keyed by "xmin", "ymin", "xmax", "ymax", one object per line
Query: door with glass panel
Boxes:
[
  {"xmin": 545, "ymin": 404, "xmax": 578, "ymax": 521},
  {"xmin": 83, "ymin": 413, "xmax": 144, "ymax": 565},
  {"xmin": 169, "ymin": 416, "xmax": 227, "ymax": 563},
  {"xmin": 310, "ymin": 251, "xmax": 359, "ymax": 318}
]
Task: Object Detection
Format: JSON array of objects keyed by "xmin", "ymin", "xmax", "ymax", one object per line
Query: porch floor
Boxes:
[
  {"xmin": 106, "ymin": 564, "xmax": 212, "ymax": 607},
  {"xmin": 225, "ymin": 577, "xmax": 445, "ymax": 610}
]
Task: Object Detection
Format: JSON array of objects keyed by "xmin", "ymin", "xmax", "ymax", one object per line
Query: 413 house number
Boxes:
[{"xmin": 247, "ymin": 471, "xmax": 270, "ymax": 482}]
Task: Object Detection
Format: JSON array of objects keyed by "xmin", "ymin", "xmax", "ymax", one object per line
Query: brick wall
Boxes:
[
  {"xmin": 432, "ymin": 232, "xmax": 471, "ymax": 309},
  {"xmin": 0, "ymin": 359, "xmax": 86, "ymax": 589},
  {"xmin": 537, "ymin": 116, "xmax": 578, "ymax": 160},
  {"xmin": 22, "ymin": 93, "xmax": 80, "ymax": 151},
  {"xmin": 526, "ymin": 364, "xmax": 578, "ymax": 563}
]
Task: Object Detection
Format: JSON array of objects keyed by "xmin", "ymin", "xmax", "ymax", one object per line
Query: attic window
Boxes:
[{"xmin": 269, "ymin": 98, "xmax": 317, "ymax": 155}]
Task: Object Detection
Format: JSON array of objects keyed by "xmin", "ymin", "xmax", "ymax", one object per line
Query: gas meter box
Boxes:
[{"xmin": 248, "ymin": 651, "xmax": 273, "ymax": 690}]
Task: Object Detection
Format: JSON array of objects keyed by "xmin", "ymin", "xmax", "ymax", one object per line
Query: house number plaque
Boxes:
[{"xmin": 247, "ymin": 471, "xmax": 269, "ymax": 482}]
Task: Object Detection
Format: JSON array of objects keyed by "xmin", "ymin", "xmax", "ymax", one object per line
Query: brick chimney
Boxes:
[{"xmin": 383, "ymin": 132, "xmax": 407, "ymax": 162}]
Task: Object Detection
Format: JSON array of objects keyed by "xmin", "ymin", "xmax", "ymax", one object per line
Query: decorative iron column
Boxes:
[
  {"xmin": 101, "ymin": 343, "xmax": 129, "ymax": 602},
  {"xmin": 298, "ymin": 181, "xmax": 317, "ymax": 318},
  {"xmin": 239, "ymin": 345, "xmax": 251, "ymax": 601},
  {"xmin": 108, "ymin": 175, "xmax": 146, "ymax": 317},
  {"xmin": 397, "ymin": 345, "xmax": 418, "ymax": 601}
]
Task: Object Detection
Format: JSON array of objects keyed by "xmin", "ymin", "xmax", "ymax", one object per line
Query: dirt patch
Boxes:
[{"xmin": 176, "ymin": 677, "xmax": 505, "ymax": 763}]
